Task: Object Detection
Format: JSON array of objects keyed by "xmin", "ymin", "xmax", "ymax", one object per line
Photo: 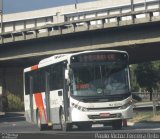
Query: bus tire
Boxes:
[
  {"xmin": 59, "ymin": 109, "xmax": 70, "ymax": 131},
  {"xmin": 36, "ymin": 111, "xmax": 46, "ymax": 131},
  {"xmin": 112, "ymin": 119, "xmax": 122, "ymax": 130}
]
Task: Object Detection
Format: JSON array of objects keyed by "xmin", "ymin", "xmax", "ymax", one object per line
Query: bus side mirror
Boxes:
[
  {"xmin": 65, "ymin": 69, "xmax": 69, "ymax": 79},
  {"xmin": 65, "ymin": 69, "xmax": 70, "ymax": 86}
]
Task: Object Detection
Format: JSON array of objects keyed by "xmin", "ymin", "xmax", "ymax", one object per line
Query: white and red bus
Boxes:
[{"xmin": 23, "ymin": 50, "xmax": 133, "ymax": 131}]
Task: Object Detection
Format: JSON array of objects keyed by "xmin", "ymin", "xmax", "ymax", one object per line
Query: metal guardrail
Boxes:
[
  {"xmin": 134, "ymin": 101, "xmax": 160, "ymax": 108},
  {"xmin": 134, "ymin": 101, "xmax": 160, "ymax": 115},
  {"xmin": 1, "ymin": 0, "xmax": 160, "ymax": 44}
]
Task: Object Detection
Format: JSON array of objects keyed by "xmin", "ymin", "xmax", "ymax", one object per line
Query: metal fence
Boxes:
[{"xmin": 133, "ymin": 92, "xmax": 160, "ymax": 101}]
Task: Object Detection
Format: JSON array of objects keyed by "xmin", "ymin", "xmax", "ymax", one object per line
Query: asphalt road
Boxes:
[{"xmin": 0, "ymin": 112, "xmax": 160, "ymax": 139}]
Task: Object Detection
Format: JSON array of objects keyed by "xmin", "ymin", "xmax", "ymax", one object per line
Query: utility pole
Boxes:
[
  {"xmin": 144, "ymin": 0, "xmax": 147, "ymax": 11},
  {"xmin": 0, "ymin": 0, "xmax": 3, "ymax": 113},
  {"xmin": 131, "ymin": 0, "xmax": 134, "ymax": 12},
  {"xmin": 75, "ymin": 0, "xmax": 78, "ymax": 9},
  {"xmin": 0, "ymin": 0, "xmax": 3, "ymax": 33}
]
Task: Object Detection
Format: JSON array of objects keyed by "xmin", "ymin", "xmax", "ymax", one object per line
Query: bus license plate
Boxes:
[{"xmin": 100, "ymin": 113, "xmax": 110, "ymax": 118}]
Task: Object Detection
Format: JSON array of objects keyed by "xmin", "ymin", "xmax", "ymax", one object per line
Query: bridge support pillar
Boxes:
[{"xmin": 0, "ymin": 68, "xmax": 23, "ymax": 111}]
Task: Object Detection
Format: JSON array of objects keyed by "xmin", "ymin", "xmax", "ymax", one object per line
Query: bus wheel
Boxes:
[
  {"xmin": 112, "ymin": 120, "xmax": 122, "ymax": 130},
  {"xmin": 36, "ymin": 111, "xmax": 45, "ymax": 131},
  {"xmin": 60, "ymin": 110, "xmax": 70, "ymax": 131}
]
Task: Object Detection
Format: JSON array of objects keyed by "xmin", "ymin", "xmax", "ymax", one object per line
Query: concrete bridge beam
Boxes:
[{"xmin": 0, "ymin": 21, "xmax": 160, "ymax": 64}]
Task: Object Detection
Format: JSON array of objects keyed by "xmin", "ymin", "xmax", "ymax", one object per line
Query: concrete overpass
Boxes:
[
  {"xmin": 1, "ymin": 19, "xmax": 160, "ymax": 65},
  {"xmin": 0, "ymin": 0, "xmax": 160, "ymax": 64},
  {"xmin": 0, "ymin": 0, "xmax": 160, "ymax": 107}
]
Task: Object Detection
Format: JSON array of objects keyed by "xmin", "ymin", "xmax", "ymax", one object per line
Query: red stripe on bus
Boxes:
[
  {"xmin": 34, "ymin": 93, "xmax": 48, "ymax": 123},
  {"xmin": 31, "ymin": 65, "xmax": 38, "ymax": 71}
]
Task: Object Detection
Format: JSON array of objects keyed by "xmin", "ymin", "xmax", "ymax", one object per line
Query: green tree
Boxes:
[
  {"xmin": 130, "ymin": 64, "xmax": 140, "ymax": 92},
  {"xmin": 153, "ymin": 60, "xmax": 160, "ymax": 90},
  {"xmin": 135, "ymin": 61, "xmax": 160, "ymax": 100}
]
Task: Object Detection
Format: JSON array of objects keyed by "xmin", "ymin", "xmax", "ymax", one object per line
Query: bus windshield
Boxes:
[{"xmin": 70, "ymin": 62, "xmax": 130, "ymax": 99}]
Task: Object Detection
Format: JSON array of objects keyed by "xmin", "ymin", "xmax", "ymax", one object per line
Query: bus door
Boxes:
[
  {"xmin": 29, "ymin": 75, "xmax": 34, "ymax": 122},
  {"xmin": 63, "ymin": 67, "xmax": 69, "ymax": 121},
  {"xmin": 45, "ymin": 72, "xmax": 51, "ymax": 124}
]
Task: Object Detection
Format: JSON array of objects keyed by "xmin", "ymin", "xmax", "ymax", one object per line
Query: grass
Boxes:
[{"xmin": 129, "ymin": 111, "xmax": 160, "ymax": 123}]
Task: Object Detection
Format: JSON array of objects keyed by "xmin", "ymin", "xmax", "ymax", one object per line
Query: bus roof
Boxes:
[{"xmin": 24, "ymin": 50, "xmax": 128, "ymax": 72}]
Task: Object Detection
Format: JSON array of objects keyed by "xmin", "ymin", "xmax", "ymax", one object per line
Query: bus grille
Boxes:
[{"xmin": 88, "ymin": 113, "xmax": 121, "ymax": 119}]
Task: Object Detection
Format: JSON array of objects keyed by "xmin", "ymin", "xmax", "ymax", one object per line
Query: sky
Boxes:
[{"xmin": 3, "ymin": 0, "xmax": 96, "ymax": 14}]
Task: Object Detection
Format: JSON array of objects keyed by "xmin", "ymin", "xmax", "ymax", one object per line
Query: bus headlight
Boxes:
[
  {"xmin": 71, "ymin": 103, "xmax": 88, "ymax": 112},
  {"xmin": 119, "ymin": 100, "xmax": 133, "ymax": 109}
]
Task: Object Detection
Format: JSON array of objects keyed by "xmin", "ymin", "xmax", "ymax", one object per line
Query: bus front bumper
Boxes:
[{"xmin": 70, "ymin": 105, "xmax": 133, "ymax": 122}]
